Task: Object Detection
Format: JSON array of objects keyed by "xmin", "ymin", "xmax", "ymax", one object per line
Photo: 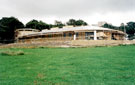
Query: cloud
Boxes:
[
  {"xmin": 0, "ymin": 0, "xmax": 134, "ymax": 25},
  {"xmin": 5, "ymin": 0, "xmax": 134, "ymax": 16}
]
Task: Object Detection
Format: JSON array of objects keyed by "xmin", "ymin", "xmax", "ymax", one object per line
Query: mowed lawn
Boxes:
[{"xmin": 0, "ymin": 45, "xmax": 135, "ymax": 85}]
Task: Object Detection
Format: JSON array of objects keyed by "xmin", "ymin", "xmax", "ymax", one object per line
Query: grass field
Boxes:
[{"xmin": 0, "ymin": 45, "xmax": 135, "ymax": 85}]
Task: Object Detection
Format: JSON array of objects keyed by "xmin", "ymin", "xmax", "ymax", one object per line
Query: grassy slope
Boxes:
[{"xmin": 0, "ymin": 45, "xmax": 135, "ymax": 85}]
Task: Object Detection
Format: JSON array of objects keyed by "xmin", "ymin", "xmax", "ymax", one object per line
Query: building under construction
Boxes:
[{"xmin": 15, "ymin": 26, "xmax": 126, "ymax": 43}]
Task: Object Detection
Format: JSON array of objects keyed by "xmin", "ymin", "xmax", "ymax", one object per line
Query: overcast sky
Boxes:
[{"xmin": 0, "ymin": 0, "xmax": 135, "ymax": 26}]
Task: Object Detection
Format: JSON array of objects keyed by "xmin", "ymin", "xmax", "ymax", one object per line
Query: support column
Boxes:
[
  {"xmin": 74, "ymin": 34, "xmax": 76, "ymax": 40},
  {"xmin": 94, "ymin": 30, "xmax": 97, "ymax": 40}
]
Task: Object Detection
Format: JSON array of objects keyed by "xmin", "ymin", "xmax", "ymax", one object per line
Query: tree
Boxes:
[
  {"xmin": 26, "ymin": 19, "xmax": 38, "ymax": 29},
  {"xmin": 54, "ymin": 20, "xmax": 65, "ymax": 28},
  {"xmin": 66, "ymin": 19, "xmax": 88, "ymax": 27},
  {"xmin": 119, "ymin": 23, "xmax": 127, "ymax": 32},
  {"xmin": 26, "ymin": 20, "xmax": 50, "ymax": 30},
  {"xmin": 126, "ymin": 22, "xmax": 135, "ymax": 34},
  {"xmin": 75, "ymin": 19, "xmax": 88, "ymax": 26},
  {"xmin": 125, "ymin": 22, "xmax": 135, "ymax": 39},
  {"xmin": 66, "ymin": 19, "xmax": 76, "ymax": 26},
  {"xmin": 38, "ymin": 21, "xmax": 50, "ymax": 30},
  {"xmin": 103, "ymin": 23, "xmax": 118, "ymax": 30},
  {"xmin": 0, "ymin": 17, "xmax": 24, "ymax": 43}
]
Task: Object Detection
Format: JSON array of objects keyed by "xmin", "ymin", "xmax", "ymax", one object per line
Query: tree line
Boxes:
[
  {"xmin": 0, "ymin": 16, "xmax": 135, "ymax": 43},
  {"xmin": 0, "ymin": 17, "xmax": 88, "ymax": 43}
]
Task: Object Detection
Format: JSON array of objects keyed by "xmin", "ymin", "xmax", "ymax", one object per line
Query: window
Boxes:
[
  {"xmin": 69, "ymin": 33, "xmax": 72, "ymax": 37},
  {"xmin": 76, "ymin": 33, "xmax": 79, "ymax": 37},
  {"xmin": 48, "ymin": 35, "xmax": 52, "ymax": 38},
  {"xmin": 85, "ymin": 32, "xmax": 94, "ymax": 40},
  {"xmin": 63, "ymin": 33, "xmax": 66, "ymax": 37},
  {"xmin": 85, "ymin": 32, "xmax": 94, "ymax": 36}
]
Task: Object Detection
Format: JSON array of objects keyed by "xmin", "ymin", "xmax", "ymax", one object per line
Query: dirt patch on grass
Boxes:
[
  {"xmin": 0, "ymin": 40, "xmax": 135, "ymax": 48},
  {"xmin": 1, "ymin": 50, "xmax": 24, "ymax": 56}
]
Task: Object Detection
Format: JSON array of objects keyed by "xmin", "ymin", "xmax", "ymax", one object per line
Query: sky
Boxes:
[{"xmin": 0, "ymin": 0, "xmax": 135, "ymax": 26}]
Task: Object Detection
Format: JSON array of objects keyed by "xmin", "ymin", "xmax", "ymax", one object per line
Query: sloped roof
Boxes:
[
  {"xmin": 19, "ymin": 26, "xmax": 125, "ymax": 38},
  {"xmin": 41, "ymin": 26, "xmax": 113, "ymax": 33},
  {"xmin": 15, "ymin": 28, "xmax": 39, "ymax": 32}
]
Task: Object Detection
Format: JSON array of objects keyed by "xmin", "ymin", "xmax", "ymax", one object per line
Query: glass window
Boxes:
[
  {"xmin": 63, "ymin": 33, "xmax": 66, "ymax": 37},
  {"xmin": 85, "ymin": 32, "xmax": 94, "ymax": 40},
  {"xmin": 85, "ymin": 32, "xmax": 94, "ymax": 36},
  {"xmin": 69, "ymin": 33, "xmax": 72, "ymax": 37},
  {"xmin": 48, "ymin": 35, "xmax": 51, "ymax": 38},
  {"xmin": 76, "ymin": 33, "xmax": 79, "ymax": 37}
]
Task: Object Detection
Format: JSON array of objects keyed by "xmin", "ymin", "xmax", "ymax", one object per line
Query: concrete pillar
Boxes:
[
  {"xmin": 94, "ymin": 30, "xmax": 97, "ymax": 40},
  {"xmin": 74, "ymin": 34, "xmax": 76, "ymax": 40}
]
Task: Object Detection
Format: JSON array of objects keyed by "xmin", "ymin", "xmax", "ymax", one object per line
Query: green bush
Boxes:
[{"xmin": 1, "ymin": 50, "xmax": 24, "ymax": 56}]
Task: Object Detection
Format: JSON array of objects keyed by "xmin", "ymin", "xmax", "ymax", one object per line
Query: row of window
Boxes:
[
  {"xmin": 63, "ymin": 33, "xmax": 79, "ymax": 37},
  {"xmin": 41, "ymin": 33, "xmax": 79, "ymax": 38},
  {"xmin": 20, "ymin": 32, "xmax": 80, "ymax": 40},
  {"xmin": 47, "ymin": 32, "xmax": 80, "ymax": 37}
]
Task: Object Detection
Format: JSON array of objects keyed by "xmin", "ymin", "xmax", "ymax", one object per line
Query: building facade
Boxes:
[{"xmin": 15, "ymin": 26, "xmax": 126, "ymax": 43}]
